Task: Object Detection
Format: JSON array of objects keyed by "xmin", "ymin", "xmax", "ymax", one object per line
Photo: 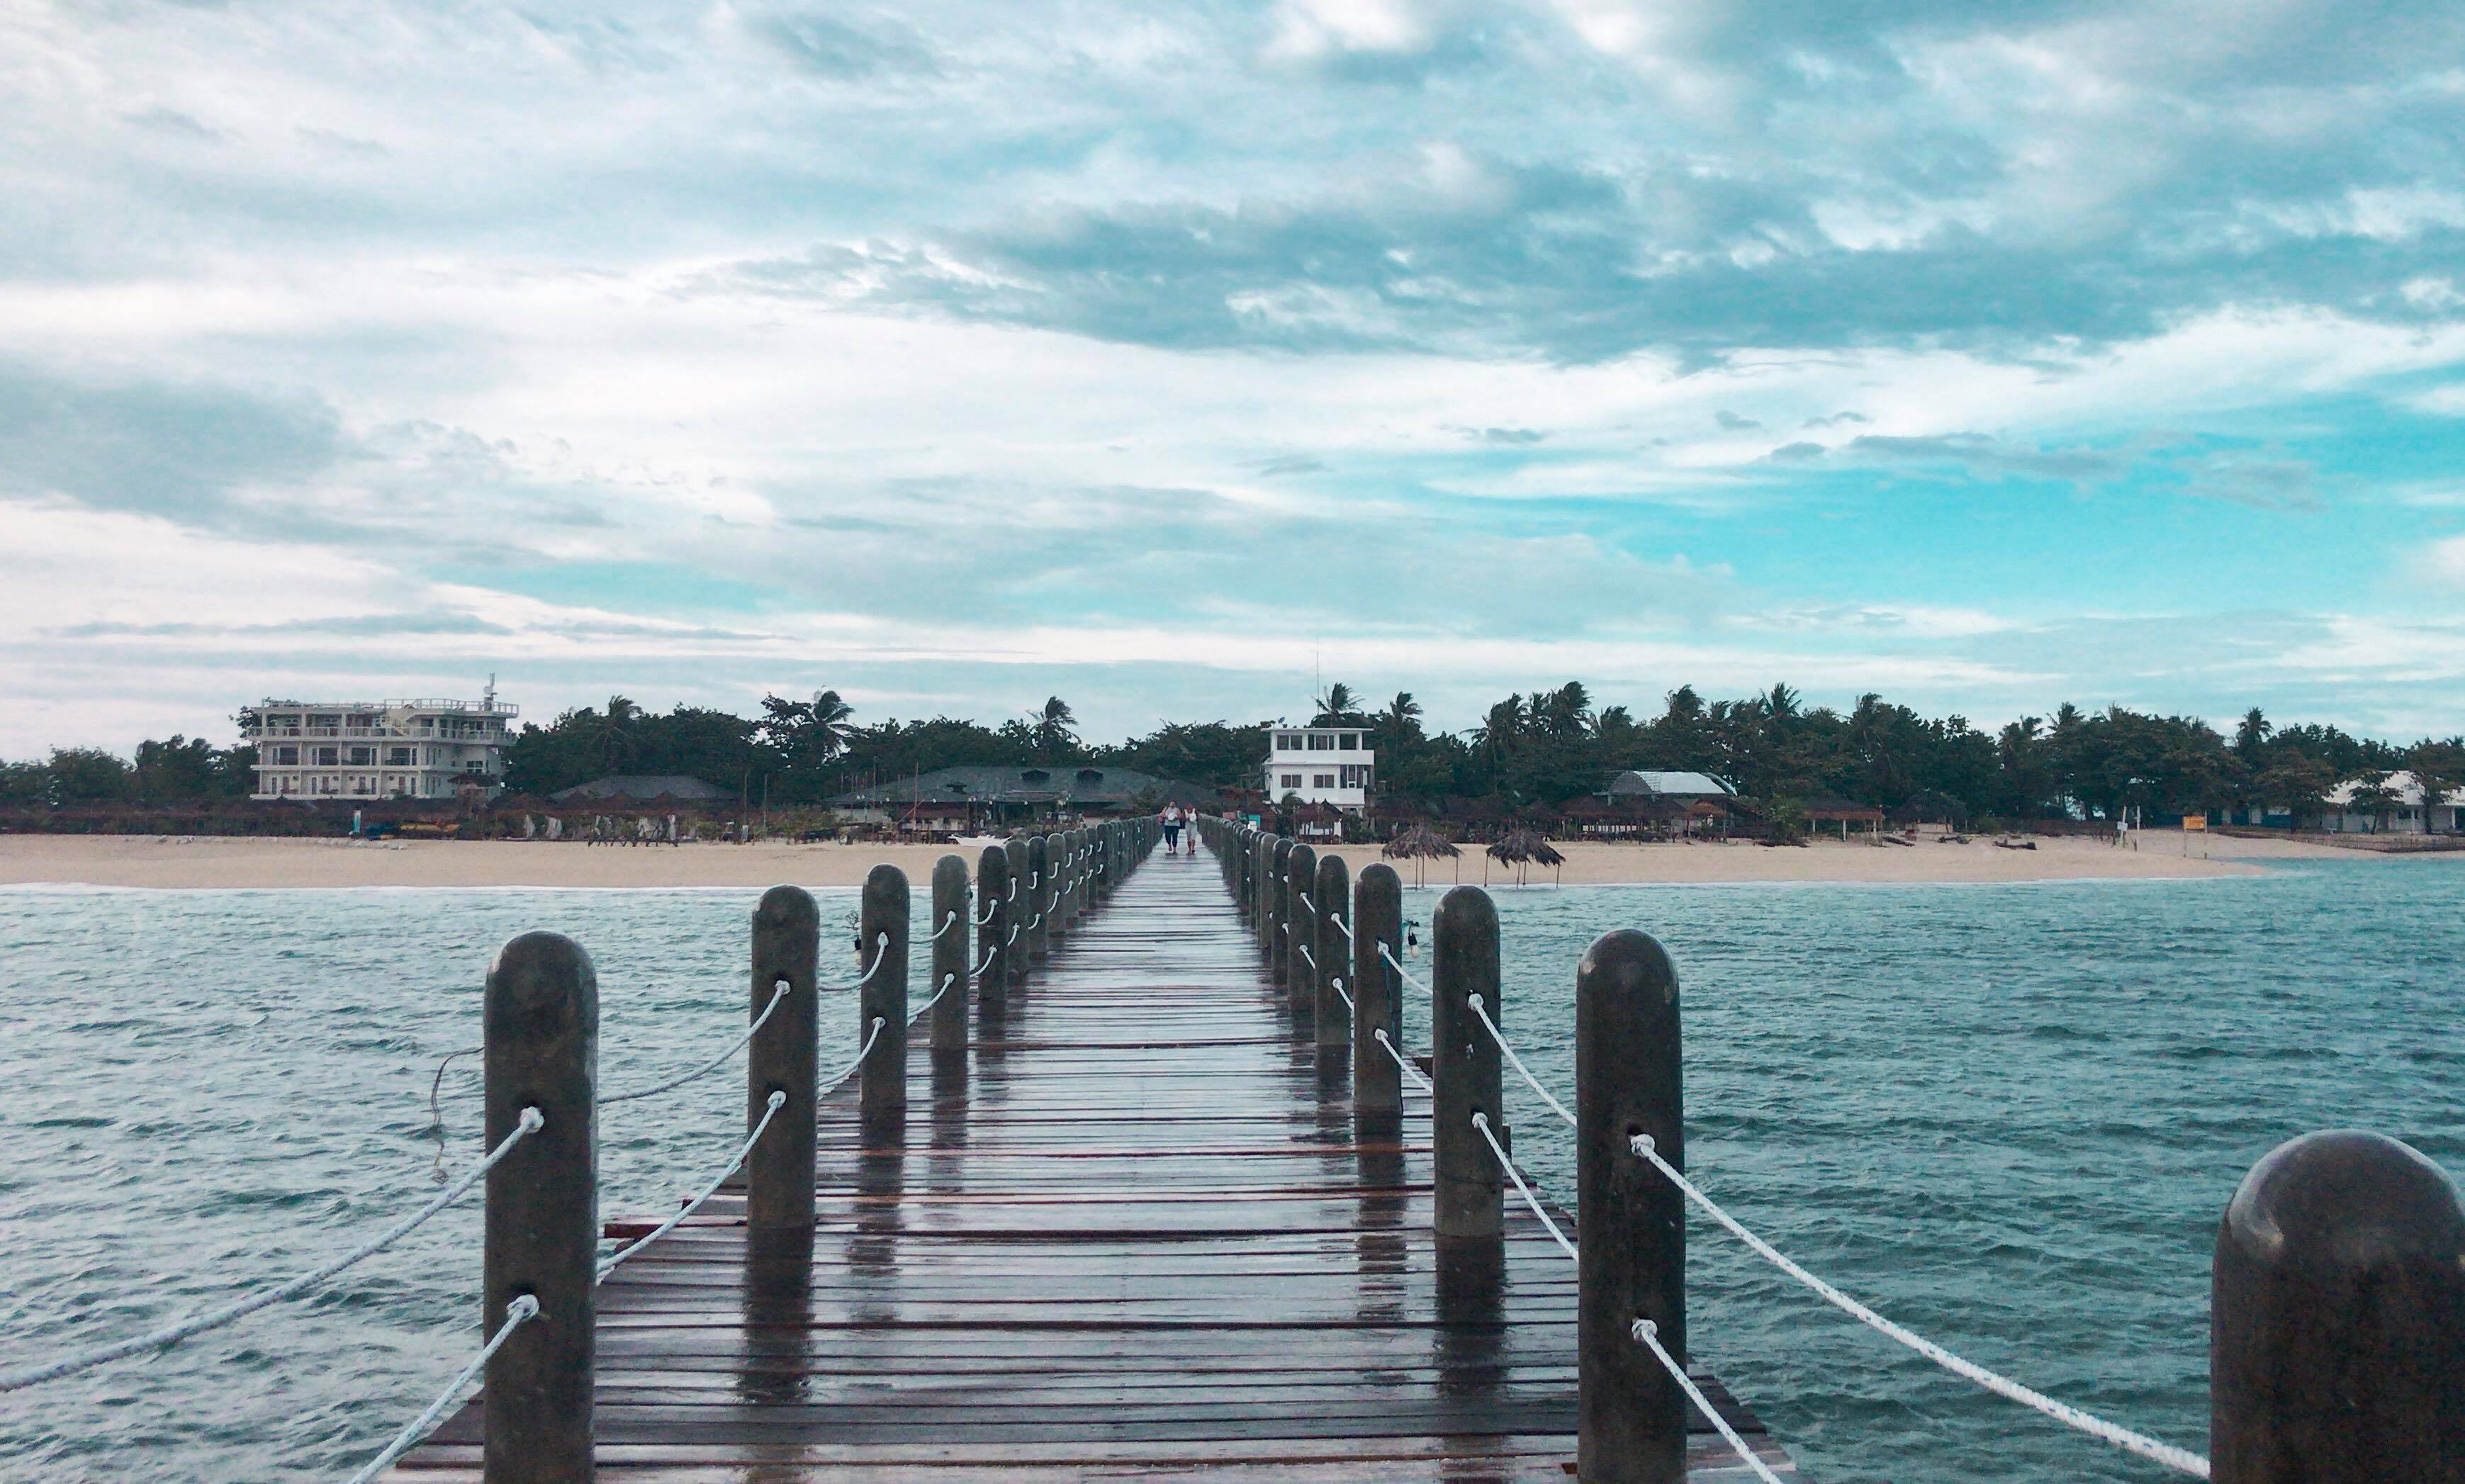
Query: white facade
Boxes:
[
  {"xmin": 1264, "ymin": 726, "xmax": 1374, "ymax": 812},
  {"xmin": 241, "ymin": 689, "xmax": 518, "ymax": 802},
  {"xmin": 2318, "ymin": 770, "xmax": 2463, "ymax": 834}
]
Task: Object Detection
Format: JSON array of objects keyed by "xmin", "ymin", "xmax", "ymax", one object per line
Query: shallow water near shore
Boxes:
[{"xmin": 0, "ymin": 858, "xmax": 2458, "ymax": 1483}]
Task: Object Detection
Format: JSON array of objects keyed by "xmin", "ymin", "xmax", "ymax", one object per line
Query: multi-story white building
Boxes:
[
  {"xmin": 1263, "ymin": 725, "xmax": 1374, "ymax": 812},
  {"xmin": 240, "ymin": 685, "xmax": 518, "ymax": 802}
]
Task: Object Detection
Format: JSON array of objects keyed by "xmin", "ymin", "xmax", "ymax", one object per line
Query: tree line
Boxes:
[{"xmin": 6, "ymin": 684, "xmax": 2459, "ymax": 827}]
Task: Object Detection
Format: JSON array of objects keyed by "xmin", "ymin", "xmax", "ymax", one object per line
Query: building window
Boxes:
[
  {"xmin": 347, "ymin": 746, "xmax": 376, "ymax": 765},
  {"xmin": 1281, "ymin": 773, "xmax": 1303, "ymax": 789},
  {"xmin": 274, "ymin": 746, "xmax": 298, "ymax": 765},
  {"xmin": 387, "ymin": 747, "xmax": 414, "ymax": 765},
  {"xmin": 315, "ymin": 747, "xmax": 339, "ymax": 766},
  {"xmin": 1308, "ymin": 733, "xmax": 1335, "ymax": 750},
  {"xmin": 1313, "ymin": 773, "xmax": 1335, "ymax": 789},
  {"xmin": 1274, "ymin": 733, "xmax": 1298, "ymax": 751},
  {"xmin": 1338, "ymin": 734, "xmax": 1359, "ymax": 750},
  {"xmin": 1340, "ymin": 765, "xmax": 1370, "ymax": 789}
]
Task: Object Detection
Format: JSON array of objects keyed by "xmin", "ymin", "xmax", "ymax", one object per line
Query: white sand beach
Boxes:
[{"xmin": 0, "ymin": 829, "xmax": 2377, "ymax": 889}]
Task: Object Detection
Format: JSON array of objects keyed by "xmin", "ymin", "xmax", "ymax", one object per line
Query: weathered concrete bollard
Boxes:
[
  {"xmin": 2212, "ymin": 1130, "xmax": 2465, "ymax": 1483},
  {"xmin": 929, "ymin": 855, "xmax": 970, "ymax": 1055},
  {"xmin": 483, "ymin": 931, "xmax": 597, "ymax": 1484},
  {"xmin": 1267, "ymin": 837, "xmax": 1293, "ymax": 981},
  {"xmin": 1577, "ymin": 930, "xmax": 1686, "ymax": 1484},
  {"xmin": 1432, "ymin": 886, "xmax": 1503, "ymax": 1239},
  {"xmin": 747, "ymin": 886, "xmax": 820, "ymax": 1232},
  {"xmin": 1351, "ymin": 862, "xmax": 1404, "ymax": 1115},
  {"xmin": 1026, "ymin": 835, "xmax": 1051, "ymax": 965},
  {"xmin": 977, "ymin": 844, "xmax": 1009, "ymax": 1011},
  {"xmin": 858, "ymin": 865, "xmax": 907, "ymax": 1114},
  {"xmin": 1285, "ymin": 843, "xmax": 1317, "ymax": 1016},
  {"xmin": 1003, "ymin": 835, "xmax": 1030, "ymax": 990},
  {"xmin": 1314, "ymin": 853, "xmax": 1350, "ymax": 1053}
]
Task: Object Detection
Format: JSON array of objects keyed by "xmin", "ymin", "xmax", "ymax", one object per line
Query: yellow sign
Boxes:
[{"xmin": 2183, "ymin": 814, "xmax": 2208, "ymax": 831}]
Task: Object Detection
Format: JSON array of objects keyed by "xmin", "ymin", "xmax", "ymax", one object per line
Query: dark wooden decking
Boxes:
[{"xmin": 399, "ymin": 845, "xmax": 1799, "ymax": 1480}]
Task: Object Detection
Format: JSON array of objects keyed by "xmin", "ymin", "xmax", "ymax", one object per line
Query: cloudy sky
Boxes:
[{"xmin": 5, "ymin": 0, "xmax": 2464, "ymax": 754}]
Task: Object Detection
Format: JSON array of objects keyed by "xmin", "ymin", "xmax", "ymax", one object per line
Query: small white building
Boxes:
[
  {"xmin": 241, "ymin": 685, "xmax": 518, "ymax": 802},
  {"xmin": 1264, "ymin": 725, "xmax": 1374, "ymax": 814}
]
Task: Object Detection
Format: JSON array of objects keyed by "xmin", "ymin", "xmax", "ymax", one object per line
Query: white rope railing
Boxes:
[
  {"xmin": 1371, "ymin": 1028, "xmax": 1433, "ymax": 1094},
  {"xmin": 848, "ymin": 933, "xmax": 891, "ymax": 987},
  {"xmin": 600, "ymin": 1091, "xmax": 790, "ymax": 1283},
  {"xmin": 1471, "ymin": 1111, "xmax": 1576, "ymax": 1260},
  {"xmin": 970, "ymin": 940, "xmax": 1000, "ymax": 978},
  {"xmin": 1632, "ymin": 1318, "xmax": 1786, "ymax": 1484},
  {"xmin": 341, "ymin": 1295, "xmax": 539, "ymax": 1484},
  {"xmin": 1377, "ymin": 942, "xmax": 1431, "ymax": 996},
  {"xmin": 600, "ymin": 981, "xmax": 789, "ymax": 1105},
  {"xmin": 975, "ymin": 898, "xmax": 999, "ymax": 926},
  {"xmin": 913, "ymin": 972, "xmax": 958, "ymax": 1020},
  {"xmin": 1296, "ymin": 943, "xmax": 1315, "ymax": 970},
  {"xmin": 1467, "ymin": 994, "xmax": 1576, "ymax": 1130},
  {"xmin": 927, "ymin": 909, "xmax": 960, "ymax": 940},
  {"xmin": 1331, "ymin": 914, "xmax": 1354, "ymax": 942},
  {"xmin": 1298, "ymin": 891, "xmax": 1314, "ymax": 913},
  {"xmin": 0, "ymin": 1108, "xmax": 544, "ymax": 1393},
  {"xmin": 1629, "ymin": 1134, "xmax": 2209, "ymax": 1477},
  {"xmin": 1331, "ymin": 975, "xmax": 1353, "ymax": 1012}
]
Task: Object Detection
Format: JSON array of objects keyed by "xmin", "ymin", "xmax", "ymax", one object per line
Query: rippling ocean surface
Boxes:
[{"xmin": 0, "ymin": 858, "xmax": 2459, "ymax": 1483}]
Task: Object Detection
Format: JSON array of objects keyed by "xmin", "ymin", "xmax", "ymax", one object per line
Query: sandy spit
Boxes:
[{"xmin": 0, "ymin": 830, "xmax": 2381, "ymax": 890}]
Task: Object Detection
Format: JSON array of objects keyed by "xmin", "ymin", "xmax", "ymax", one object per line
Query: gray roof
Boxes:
[
  {"xmin": 832, "ymin": 765, "xmax": 1211, "ymax": 808},
  {"xmin": 549, "ymin": 774, "xmax": 731, "ymax": 803},
  {"xmin": 1604, "ymin": 770, "xmax": 1733, "ymax": 799}
]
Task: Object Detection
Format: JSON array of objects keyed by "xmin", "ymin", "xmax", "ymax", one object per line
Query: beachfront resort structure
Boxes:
[
  {"xmin": 239, "ymin": 685, "xmax": 517, "ymax": 802},
  {"xmin": 1265, "ymin": 725, "xmax": 1374, "ymax": 813}
]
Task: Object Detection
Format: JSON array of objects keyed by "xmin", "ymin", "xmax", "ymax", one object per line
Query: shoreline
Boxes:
[{"xmin": 0, "ymin": 830, "xmax": 2403, "ymax": 890}]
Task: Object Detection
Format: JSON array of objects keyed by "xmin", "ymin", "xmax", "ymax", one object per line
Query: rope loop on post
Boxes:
[
  {"xmin": 600, "ymin": 1091, "xmax": 791, "ymax": 1282},
  {"xmin": 342, "ymin": 1295, "xmax": 540, "ymax": 1484},
  {"xmin": 1370, "ymin": 1028, "xmax": 1433, "ymax": 1094},
  {"xmin": 1631, "ymin": 1319, "xmax": 1785, "ymax": 1484},
  {"xmin": 1471, "ymin": 1111, "xmax": 1576, "ymax": 1260},
  {"xmin": 601, "ymin": 980, "xmax": 790, "ymax": 1105},
  {"xmin": 1466, "ymin": 993, "xmax": 1576, "ymax": 1130}
]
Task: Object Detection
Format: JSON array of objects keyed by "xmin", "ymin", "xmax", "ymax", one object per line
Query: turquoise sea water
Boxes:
[{"xmin": 0, "ymin": 858, "xmax": 2458, "ymax": 1483}]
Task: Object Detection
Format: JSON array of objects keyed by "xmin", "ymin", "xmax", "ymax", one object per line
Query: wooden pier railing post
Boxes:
[
  {"xmin": 1026, "ymin": 834, "xmax": 1051, "ymax": 967},
  {"xmin": 977, "ymin": 845, "xmax": 1009, "ymax": 1011},
  {"xmin": 1352, "ymin": 862, "xmax": 1404, "ymax": 1115},
  {"xmin": 747, "ymin": 887, "xmax": 820, "ymax": 1232},
  {"xmin": 859, "ymin": 865, "xmax": 908, "ymax": 1114},
  {"xmin": 1050, "ymin": 831, "xmax": 1072, "ymax": 943},
  {"xmin": 1003, "ymin": 836, "xmax": 1030, "ymax": 991},
  {"xmin": 1576, "ymin": 930, "xmax": 1686, "ymax": 1484},
  {"xmin": 1432, "ymin": 886, "xmax": 1503, "ymax": 1239},
  {"xmin": 1267, "ymin": 838, "xmax": 1293, "ymax": 983},
  {"xmin": 483, "ymin": 931, "xmax": 598, "ymax": 1484},
  {"xmin": 930, "ymin": 855, "xmax": 970, "ymax": 1055},
  {"xmin": 2212, "ymin": 1130, "xmax": 2465, "ymax": 1482},
  {"xmin": 1285, "ymin": 843, "xmax": 1316, "ymax": 1015},
  {"xmin": 1313, "ymin": 852, "xmax": 1350, "ymax": 1054}
]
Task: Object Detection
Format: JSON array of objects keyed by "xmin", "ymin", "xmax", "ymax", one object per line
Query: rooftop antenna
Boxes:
[{"xmin": 483, "ymin": 673, "xmax": 498, "ymax": 711}]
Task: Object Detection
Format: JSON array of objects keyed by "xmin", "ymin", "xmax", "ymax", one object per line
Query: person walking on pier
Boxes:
[{"xmin": 1161, "ymin": 804, "xmax": 1184, "ymax": 854}]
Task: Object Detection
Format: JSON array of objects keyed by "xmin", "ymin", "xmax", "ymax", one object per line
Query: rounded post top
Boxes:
[
  {"xmin": 754, "ymin": 883, "xmax": 819, "ymax": 926},
  {"xmin": 933, "ymin": 853, "xmax": 970, "ymax": 888},
  {"xmin": 1359, "ymin": 861, "xmax": 1401, "ymax": 892},
  {"xmin": 2225, "ymin": 1130, "xmax": 2465, "ymax": 1271},
  {"xmin": 1578, "ymin": 929, "xmax": 1678, "ymax": 1010},
  {"xmin": 1434, "ymin": 884, "xmax": 1496, "ymax": 933},
  {"xmin": 1315, "ymin": 853, "xmax": 1347, "ymax": 890},
  {"xmin": 488, "ymin": 930, "xmax": 597, "ymax": 1008}
]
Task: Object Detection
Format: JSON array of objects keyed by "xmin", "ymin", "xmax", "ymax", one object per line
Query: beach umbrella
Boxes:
[
  {"xmin": 1383, "ymin": 823, "xmax": 1460, "ymax": 887},
  {"xmin": 1487, "ymin": 827, "xmax": 1563, "ymax": 888}
]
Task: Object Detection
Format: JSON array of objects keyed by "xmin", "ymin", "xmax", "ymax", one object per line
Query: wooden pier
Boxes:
[{"xmin": 397, "ymin": 842, "xmax": 1798, "ymax": 1480}]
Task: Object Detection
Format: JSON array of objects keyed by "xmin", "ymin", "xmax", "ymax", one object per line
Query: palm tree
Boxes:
[
  {"xmin": 1313, "ymin": 683, "xmax": 1364, "ymax": 726},
  {"xmin": 1033, "ymin": 696, "xmax": 1078, "ymax": 758},
  {"xmin": 1379, "ymin": 691, "xmax": 1423, "ymax": 738},
  {"xmin": 596, "ymin": 695, "xmax": 642, "ymax": 772}
]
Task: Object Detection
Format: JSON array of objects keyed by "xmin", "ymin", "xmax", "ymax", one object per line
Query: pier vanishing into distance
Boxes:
[{"xmin": 7, "ymin": 819, "xmax": 2461, "ymax": 1482}]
